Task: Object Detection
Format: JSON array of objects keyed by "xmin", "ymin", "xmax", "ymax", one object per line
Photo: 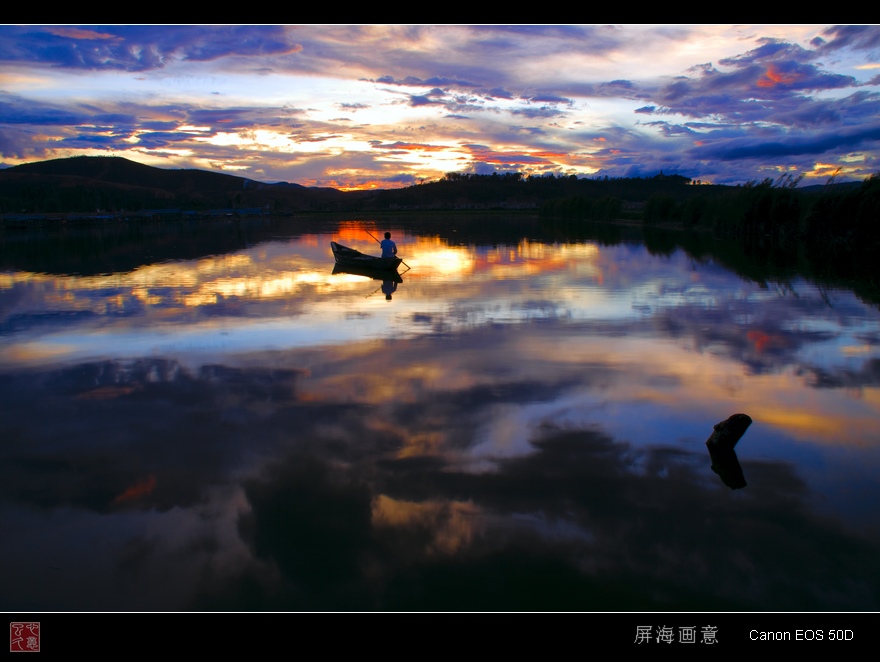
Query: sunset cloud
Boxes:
[{"xmin": 1, "ymin": 24, "xmax": 878, "ymax": 186}]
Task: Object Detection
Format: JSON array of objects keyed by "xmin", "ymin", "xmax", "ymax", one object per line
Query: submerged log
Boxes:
[{"xmin": 706, "ymin": 413, "xmax": 752, "ymax": 490}]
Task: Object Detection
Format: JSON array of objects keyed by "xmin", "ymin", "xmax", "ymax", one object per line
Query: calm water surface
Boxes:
[{"xmin": 1, "ymin": 217, "xmax": 878, "ymax": 611}]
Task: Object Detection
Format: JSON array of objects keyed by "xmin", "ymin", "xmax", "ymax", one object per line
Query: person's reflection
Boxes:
[{"xmin": 382, "ymin": 279, "xmax": 397, "ymax": 300}]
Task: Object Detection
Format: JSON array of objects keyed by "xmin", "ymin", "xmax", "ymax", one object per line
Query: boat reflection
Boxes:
[
  {"xmin": 331, "ymin": 263, "xmax": 405, "ymax": 300},
  {"xmin": 331, "ymin": 263, "xmax": 403, "ymax": 283}
]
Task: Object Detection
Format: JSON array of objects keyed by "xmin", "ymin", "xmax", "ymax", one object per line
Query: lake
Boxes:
[{"xmin": 1, "ymin": 215, "xmax": 879, "ymax": 611}]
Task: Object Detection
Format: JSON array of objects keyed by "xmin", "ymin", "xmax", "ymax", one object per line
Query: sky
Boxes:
[{"xmin": 1, "ymin": 24, "xmax": 879, "ymax": 190}]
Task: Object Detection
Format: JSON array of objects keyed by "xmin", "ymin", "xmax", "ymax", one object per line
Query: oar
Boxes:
[{"xmin": 366, "ymin": 230, "xmax": 410, "ymax": 269}]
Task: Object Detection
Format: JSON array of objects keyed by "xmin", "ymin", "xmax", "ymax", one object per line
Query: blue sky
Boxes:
[{"xmin": 1, "ymin": 25, "xmax": 879, "ymax": 189}]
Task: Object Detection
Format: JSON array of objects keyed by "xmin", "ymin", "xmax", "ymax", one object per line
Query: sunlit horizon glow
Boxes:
[{"xmin": 1, "ymin": 24, "xmax": 879, "ymax": 188}]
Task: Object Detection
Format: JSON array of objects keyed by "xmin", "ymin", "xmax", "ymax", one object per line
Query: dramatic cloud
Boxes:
[
  {"xmin": 814, "ymin": 25, "xmax": 880, "ymax": 54},
  {"xmin": 0, "ymin": 25, "xmax": 302, "ymax": 71},
  {"xmin": 1, "ymin": 24, "xmax": 879, "ymax": 187},
  {"xmin": 689, "ymin": 123, "xmax": 880, "ymax": 161}
]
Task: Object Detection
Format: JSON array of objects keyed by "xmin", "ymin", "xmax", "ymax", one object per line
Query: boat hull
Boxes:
[
  {"xmin": 331, "ymin": 241, "xmax": 402, "ymax": 270},
  {"xmin": 332, "ymin": 263, "xmax": 403, "ymax": 282}
]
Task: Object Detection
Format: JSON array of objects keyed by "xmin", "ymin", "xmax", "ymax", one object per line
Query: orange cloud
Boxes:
[
  {"xmin": 44, "ymin": 27, "xmax": 119, "ymax": 41},
  {"xmin": 114, "ymin": 475, "xmax": 157, "ymax": 503},
  {"xmin": 747, "ymin": 330, "xmax": 770, "ymax": 352},
  {"xmin": 747, "ymin": 329, "xmax": 788, "ymax": 353},
  {"xmin": 757, "ymin": 64, "xmax": 799, "ymax": 88},
  {"xmin": 465, "ymin": 146, "xmax": 567, "ymax": 165}
]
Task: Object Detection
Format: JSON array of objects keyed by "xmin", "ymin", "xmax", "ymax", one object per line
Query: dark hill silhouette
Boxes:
[
  {"xmin": 0, "ymin": 155, "xmax": 347, "ymax": 214},
  {"xmin": 8, "ymin": 155, "xmax": 309, "ymax": 192}
]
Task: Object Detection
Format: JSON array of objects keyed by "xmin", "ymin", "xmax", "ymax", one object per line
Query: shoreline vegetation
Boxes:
[{"xmin": 2, "ymin": 155, "xmax": 878, "ymax": 304}]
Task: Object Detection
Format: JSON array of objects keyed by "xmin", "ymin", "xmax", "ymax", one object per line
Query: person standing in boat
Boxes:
[{"xmin": 380, "ymin": 232, "xmax": 397, "ymax": 259}]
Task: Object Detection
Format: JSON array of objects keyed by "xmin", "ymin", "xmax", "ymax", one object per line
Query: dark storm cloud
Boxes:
[
  {"xmin": 474, "ymin": 25, "xmax": 593, "ymax": 39},
  {"xmin": 88, "ymin": 112, "xmax": 139, "ymax": 126},
  {"xmin": 468, "ymin": 24, "xmax": 624, "ymax": 56},
  {"xmin": 654, "ymin": 72, "xmax": 856, "ymax": 122},
  {"xmin": 641, "ymin": 121, "xmax": 699, "ymax": 138},
  {"xmin": 137, "ymin": 120, "xmax": 184, "ymax": 131},
  {"xmin": 650, "ymin": 39, "xmax": 858, "ymax": 123},
  {"xmin": 815, "ymin": 25, "xmax": 880, "ymax": 54},
  {"xmin": 507, "ymin": 80, "xmax": 644, "ymax": 102},
  {"xmin": 186, "ymin": 106, "xmax": 306, "ymax": 130},
  {"xmin": 0, "ymin": 128, "xmax": 49, "ymax": 159},
  {"xmin": 383, "ymin": 173, "xmax": 418, "ymax": 184},
  {"xmin": 597, "ymin": 79, "xmax": 638, "ymax": 95},
  {"xmin": 484, "ymin": 87, "xmax": 515, "ymax": 100},
  {"xmin": 0, "ymin": 93, "xmax": 87, "ymax": 126},
  {"xmin": 0, "ymin": 92, "xmax": 309, "ymax": 155},
  {"xmin": 367, "ymin": 28, "xmax": 630, "ymax": 108},
  {"xmin": 377, "ymin": 79, "xmax": 513, "ymax": 115},
  {"xmin": 371, "ymin": 141, "xmax": 445, "ymax": 151},
  {"xmin": 527, "ymin": 94, "xmax": 573, "ymax": 105},
  {"xmin": 64, "ymin": 133, "xmax": 123, "ymax": 147},
  {"xmin": 375, "ymin": 75, "xmax": 482, "ymax": 89},
  {"xmin": 767, "ymin": 90, "xmax": 880, "ymax": 129},
  {"xmin": 510, "ymin": 106, "xmax": 567, "ymax": 119},
  {"xmin": 1, "ymin": 90, "xmax": 174, "ymax": 128},
  {"xmin": 807, "ymin": 358, "xmax": 880, "ymax": 389},
  {"xmin": 408, "ymin": 94, "xmax": 444, "ymax": 107},
  {"xmin": 0, "ymin": 25, "xmax": 302, "ymax": 72},
  {"xmin": 718, "ymin": 38, "xmax": 816, "ymax": 67},
  {"xmin": 0, "ymin": 94, "xmax": 172, "ymax": 142},
  {"xmin": 132, "ymin": 131, "xmax": 201, "ymax": 149},
  {"xmin": 398, "ymin": 88, "xmax": 493, "ymax": 115},
  {"xmin": 691, "ymin": 123, "xmax": 880, "ymax": 160}
]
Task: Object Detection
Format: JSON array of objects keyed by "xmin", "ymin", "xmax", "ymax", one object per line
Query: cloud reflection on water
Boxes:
[{"xmin": 1, "ymin": 224, "xmax": 879, "ymax": 610}]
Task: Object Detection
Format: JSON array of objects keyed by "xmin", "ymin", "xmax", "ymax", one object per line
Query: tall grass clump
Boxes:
[
  {"xmin": 710, "ymin": 174, "xmax": 803, "ymax": 242},
  {"xmin": 801, "ymin": 173, "xmax": 880, "ymax": 273}
]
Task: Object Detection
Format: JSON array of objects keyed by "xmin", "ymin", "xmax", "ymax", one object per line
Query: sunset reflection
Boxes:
[
  {"xmin": 371, "ymin": 495, "xmax": 481, "ymax": 556},
  {"xmin": 2, "ymin": 220, "xmax": 879, "ymax": 611}
]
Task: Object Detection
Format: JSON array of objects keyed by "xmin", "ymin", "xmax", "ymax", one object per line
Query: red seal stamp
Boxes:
[{"xmin": 10, "ymin": 623, "xmax": 40, "ymax": 652}]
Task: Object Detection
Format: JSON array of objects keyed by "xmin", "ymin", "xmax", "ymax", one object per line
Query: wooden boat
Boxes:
[{"xmin": 330, "ymin": 241, "xmax": 402, "ymax": 270}]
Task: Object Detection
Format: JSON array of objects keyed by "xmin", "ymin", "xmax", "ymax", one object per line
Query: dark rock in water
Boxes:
[
  {"xmin": 706, "ymin": 413, "xmax": 752, "ymax": 490},
  {"xmin": 705, "ymin": 413, "xmax": 752, "ymax": 451}
]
